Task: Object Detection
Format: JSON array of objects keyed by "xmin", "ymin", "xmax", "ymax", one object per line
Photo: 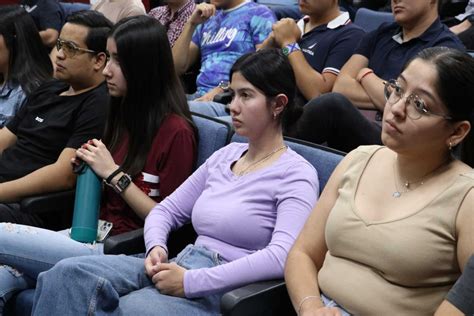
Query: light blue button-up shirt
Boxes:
[{"xmin": 0, "ymin": 82, "xmax": 26, "ymax": 128}]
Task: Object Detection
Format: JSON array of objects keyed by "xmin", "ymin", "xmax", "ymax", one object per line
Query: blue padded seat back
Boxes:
[
  {"xmin": 354, "ymin": 8, "xmax": 394, "ymax": 32},
  {"xmin": 231, "ymin": 134, "xmax": 344, "ymax": 192},
  {"xmin": 192, "ymin": 113, "xmax": 233, "ymax": 168}
]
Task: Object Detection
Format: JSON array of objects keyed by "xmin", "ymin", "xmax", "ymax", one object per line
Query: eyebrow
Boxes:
[
  {"xmin": 231, "ymin": 87, "xmax": 254, "ymax": 94},
  {"xmin": 398, "ymin": 74, "xmax": 439, "ymax": 105}
]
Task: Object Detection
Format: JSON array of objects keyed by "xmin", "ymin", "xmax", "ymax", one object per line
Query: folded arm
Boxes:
[{"xmin": 333, "ymin": 54, "xmax": 385, "ymax": 110}]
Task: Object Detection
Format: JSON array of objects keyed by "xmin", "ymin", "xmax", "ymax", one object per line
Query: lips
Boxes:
[
  {"xmin": 231, "ymin": 117, "xmax": 242, "ymax": 127},
  {"xmin": 55, "ymin": 63, "xmax": 65, "ymax": 71},
  {"xmin": 384, "ymin": 119, "xmax": 402, "ymax": 134},
  {"xmin": 392, "ymin": 5, "xmax": 405, "ymax": 13}
]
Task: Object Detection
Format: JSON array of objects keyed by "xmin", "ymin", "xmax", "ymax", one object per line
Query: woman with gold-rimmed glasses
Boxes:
[{"xmin": 285, "ymin": 47, "xmax": 474, "ymax": 316}]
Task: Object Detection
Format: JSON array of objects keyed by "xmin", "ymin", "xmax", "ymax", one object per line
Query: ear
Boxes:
[
  {"xmin": 93, "ymin": 52, "xmax": 107, "ymax": 72},
  {"xmin": 447, "ymin": 120, "xmax": 471, "ymax": 148},
  {"xmin": 271, "ymin": 93, "xmax": 288, "ymax": 118}
]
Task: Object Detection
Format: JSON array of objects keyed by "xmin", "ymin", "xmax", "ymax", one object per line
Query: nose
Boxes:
[
  {"xmin": 228, "ymin": 95, "xmax": 240, "ymax": 116},
  {"xmin": 389, "ymin": 96, "xmax": 407, "ymax": 119},
  {"xmin": 56, "ymin": 46, "xmax": 66, "ymax": 60},
  {"xmin": 102, "ymin": 60, "xmax": 111, "ymax": 77}
]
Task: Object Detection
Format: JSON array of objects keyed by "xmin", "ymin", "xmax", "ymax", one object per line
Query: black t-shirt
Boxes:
[{"xmin": 0, "ymin": 80, "xmax": 108, "ymax": 181}]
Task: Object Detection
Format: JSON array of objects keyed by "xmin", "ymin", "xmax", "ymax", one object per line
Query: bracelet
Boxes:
[
  {"xmin": 358, "ymin": 70, "xmax": 374, "ymax": 83},
  {"xmin": 297, "ymin": 295, "xmax": 321, "ymax": 315},
  {"xmin": 105, "ymin": 166, "xmax": 122, "ymax": 184}
]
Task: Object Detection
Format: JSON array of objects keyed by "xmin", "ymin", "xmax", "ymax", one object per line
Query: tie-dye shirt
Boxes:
[{"xmin": 191, "ymin": 1, "xmax": 275, "ymax": 95}]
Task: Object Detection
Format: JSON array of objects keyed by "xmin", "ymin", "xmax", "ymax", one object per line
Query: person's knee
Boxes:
[{"xmin": 303, "ymin": 93, "xmax": 352, "ymax": 118}]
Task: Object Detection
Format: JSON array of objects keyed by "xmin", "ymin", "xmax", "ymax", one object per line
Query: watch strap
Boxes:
[{"xmin": 105, "ymin": 167, "xmax": 122, "ymax": 184}]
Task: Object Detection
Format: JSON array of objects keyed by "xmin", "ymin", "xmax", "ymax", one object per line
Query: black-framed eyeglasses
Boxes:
[
  {"xmin": 383, "ymin": 79, "xmax": 452, "ymax": 120},
  {"xmin": 56, "ymin": 38, "xmax": 97, "ymax": 58}
]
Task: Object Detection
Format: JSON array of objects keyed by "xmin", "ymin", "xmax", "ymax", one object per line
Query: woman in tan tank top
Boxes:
[{"xmin": 285, "ymin": 47, "xmax": 474, "ymax": 316}]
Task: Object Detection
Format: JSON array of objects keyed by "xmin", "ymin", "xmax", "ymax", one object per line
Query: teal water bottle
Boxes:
[{"xmin": 70, "ymin": 161, "xmax": 102, "ymax": 243}]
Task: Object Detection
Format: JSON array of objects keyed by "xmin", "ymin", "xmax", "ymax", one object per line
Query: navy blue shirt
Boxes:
[
  {"xmin": 298, "ymin": 12, "xmax": 365, "ymax": 76},
  {"xmin": 354, "ymin": 19, "xmax": 464, "ymax": 81},
  {"xmin": 22, "ymin": 0, "xmax": 64, "ymax": 32}
]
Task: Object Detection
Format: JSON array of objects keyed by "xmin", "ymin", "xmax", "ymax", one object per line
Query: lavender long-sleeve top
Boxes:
[{"xmin": 144, "ymin": 143, "xmax": 319, "ymax": 298}]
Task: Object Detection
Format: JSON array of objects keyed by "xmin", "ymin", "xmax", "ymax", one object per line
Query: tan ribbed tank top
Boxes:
[{"xmin": 318, "ymin": 146, "xmax": 474, "ymax": 316}]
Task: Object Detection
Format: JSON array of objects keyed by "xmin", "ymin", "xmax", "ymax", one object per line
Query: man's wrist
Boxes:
[{"xmin": 281, "ymin": 42, "xmax": 301, "ymax": 56}]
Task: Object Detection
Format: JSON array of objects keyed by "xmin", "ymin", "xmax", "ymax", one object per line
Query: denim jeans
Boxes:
[
  {"xmin": 0, "ymin": 223, "xmax": 104, "ymax": 313},
  {"xmin": 33, "ymin": 245, "xmax": 223, "ymax": 315},
  {"xmin": 322, "ymin": 293, "xmax": 352, "ymax": 315}
]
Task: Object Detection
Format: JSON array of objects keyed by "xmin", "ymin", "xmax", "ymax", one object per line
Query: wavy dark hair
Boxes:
[
  {"xmin": 408, "ymin": 47, "xmax": 474, "ymax": 167},
  {"xmin": 103, "ymin": 16, "xmax": 193, "ymax": 176},
  {"xmin": 229, "ymin": 48, "xmax": 302, "ymax": 133},
  {"xmin": 0, "ymin": 5, "xmax": 52, "ymax": 94}
]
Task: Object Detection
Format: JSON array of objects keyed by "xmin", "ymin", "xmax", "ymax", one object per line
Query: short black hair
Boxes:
[{"xmin": 65, "ymin": 10, "xmax": 112, "ymax": 53}]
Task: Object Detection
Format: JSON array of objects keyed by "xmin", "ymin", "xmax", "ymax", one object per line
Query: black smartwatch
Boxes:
[{"xmin": 112, "ymin": 173, "xmax": 132, "ymax": 194}]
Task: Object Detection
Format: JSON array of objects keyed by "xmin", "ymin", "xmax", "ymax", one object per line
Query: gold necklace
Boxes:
[
  {"xmin": 236, "ymin": 145, "xmax": 287, "ymax": 176},
  {"xmin": 392, "ymin": 157, "xmax": 451, "ymax": 198}
]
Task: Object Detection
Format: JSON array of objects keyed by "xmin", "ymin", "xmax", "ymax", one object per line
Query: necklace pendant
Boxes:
[{"xmin": 392, "ymin": 191, "xmax": 402, "ymax": 198}]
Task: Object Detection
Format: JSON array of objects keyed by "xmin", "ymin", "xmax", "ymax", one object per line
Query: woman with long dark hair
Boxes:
[
  {"xmin": 285, "ymin": 47, "xmax": 474, "ymax": 316},
  {"xmin": 31, "ymin": 49, "xmax": 319, "ymax": 315},
  {"xmin": 0, "ymin": 5, "xmax": 53, "ymax": 127},
  {"xmin": 0, "ymin": 15, "xmax": 196, "ymax": 313}
]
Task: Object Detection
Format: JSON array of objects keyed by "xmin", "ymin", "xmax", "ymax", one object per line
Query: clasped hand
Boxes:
[
  {"xmin": 73, "ymin": 139, "xmax": 118, "ymax": 180},
  {"xmin": 272, "ymin": 18, "xmax": 301, "ymax": 47},
  {"xmin": 189, "ymin": 3, "xmax": 216, "ymax": 25},
  {"xmin": 145, "ymin": 246, "xmax": 186, "ymax": 297}
]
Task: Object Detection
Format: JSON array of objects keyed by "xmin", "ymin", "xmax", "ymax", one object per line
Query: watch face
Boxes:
[
  {"xmin": 116, "ymin": 174, "xmax": 131, "ymax": 192},
  {"xmin": 219, "ymin": 81, "xmax": 230, "ymax": 90},
  {"xmin": 282, "ymin": 47, "xmax": 290, "ymax": 56}
]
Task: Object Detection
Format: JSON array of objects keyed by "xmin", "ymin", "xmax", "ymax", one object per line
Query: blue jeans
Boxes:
[
  {"xmin": 33, "ymin": 245, "xmax": 223, "ymax": 315},
  {"xmin": 322, "ymin": 293, "xmax": 351, "ymax": 315},
  {"xmin": 188, "ymin": 100, "xmax": 228, "ymax": 117},
  {"xmin": 0, "ymin": 223, "xmax": 104, "ymax": 313}
]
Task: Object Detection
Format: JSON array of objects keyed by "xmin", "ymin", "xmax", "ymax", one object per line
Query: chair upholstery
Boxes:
[
  {"xmin": 20, "ymin": 190, "xmax": 76, "ymax": 231},
  {"xmin": 353, "ymin": 7, "xmax": 394, "ymax": 32},
  {"xmin": 191, "ymin": 112, "xmax": 233, "ymax": 167}
]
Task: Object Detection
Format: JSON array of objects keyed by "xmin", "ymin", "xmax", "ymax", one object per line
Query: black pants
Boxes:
[
  {"xmin": 0, "ymin": 202, "xmax": 45, "ymax": 227},
  {"xmin": 294, "ymin": 93, "xmax": 382, "ymax": 153},
  {"xmin": 459, "ymin": 25, "xmax": 474, "ymax": 50}
]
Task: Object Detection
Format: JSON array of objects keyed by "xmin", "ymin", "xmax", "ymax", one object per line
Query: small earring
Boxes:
[
  {"xmin": 448, "ymin": 141, "xmax": 453, "ymax": 151},
  {"xmin": 273, "ymin": 113, "xmax": 277, "ymax": 120}
]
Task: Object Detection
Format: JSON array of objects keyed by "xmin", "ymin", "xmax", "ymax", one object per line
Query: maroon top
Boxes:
[{"xmin": 101, "ymin": 114, "xmax": 197, "ymax": 235}]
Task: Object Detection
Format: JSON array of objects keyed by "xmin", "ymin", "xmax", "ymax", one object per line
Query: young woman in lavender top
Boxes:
[{"xmin": 31, "ymin": 49, "xmax": 319, "ymax": 315}]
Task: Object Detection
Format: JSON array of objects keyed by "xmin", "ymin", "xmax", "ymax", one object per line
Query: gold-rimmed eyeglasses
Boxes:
[
  {"xmin": 56, "ymin": 38, "xmax": 97, "ymax": 58},
  {"xmin": 383, "ymin": 79, "xmax": 452, "ymax": 120}
]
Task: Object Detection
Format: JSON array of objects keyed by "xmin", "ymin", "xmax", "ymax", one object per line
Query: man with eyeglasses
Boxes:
[
  {"xmin": 290, "ymin": 0, "xmax": 465, "ymax": 153},
  {"xmin": 0, "ymin": 11, "xmax": 112, "ymax": 228}
]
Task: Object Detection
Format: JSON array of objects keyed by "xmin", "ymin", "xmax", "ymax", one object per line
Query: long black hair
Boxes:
[
  {"xmin": 103, "ymin": 16, "xmax": 193, "ymax": 176},
  {"xmin": 410, "ymin": 47, "xmax": 474, "ymax": 167},
  {"xmin": 229, "ymin": 48, "xmax": 302, "ymax": 133},
  {"xmin": 0, "ymin": 5, "xmax": 52, "ymax": 94}
]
